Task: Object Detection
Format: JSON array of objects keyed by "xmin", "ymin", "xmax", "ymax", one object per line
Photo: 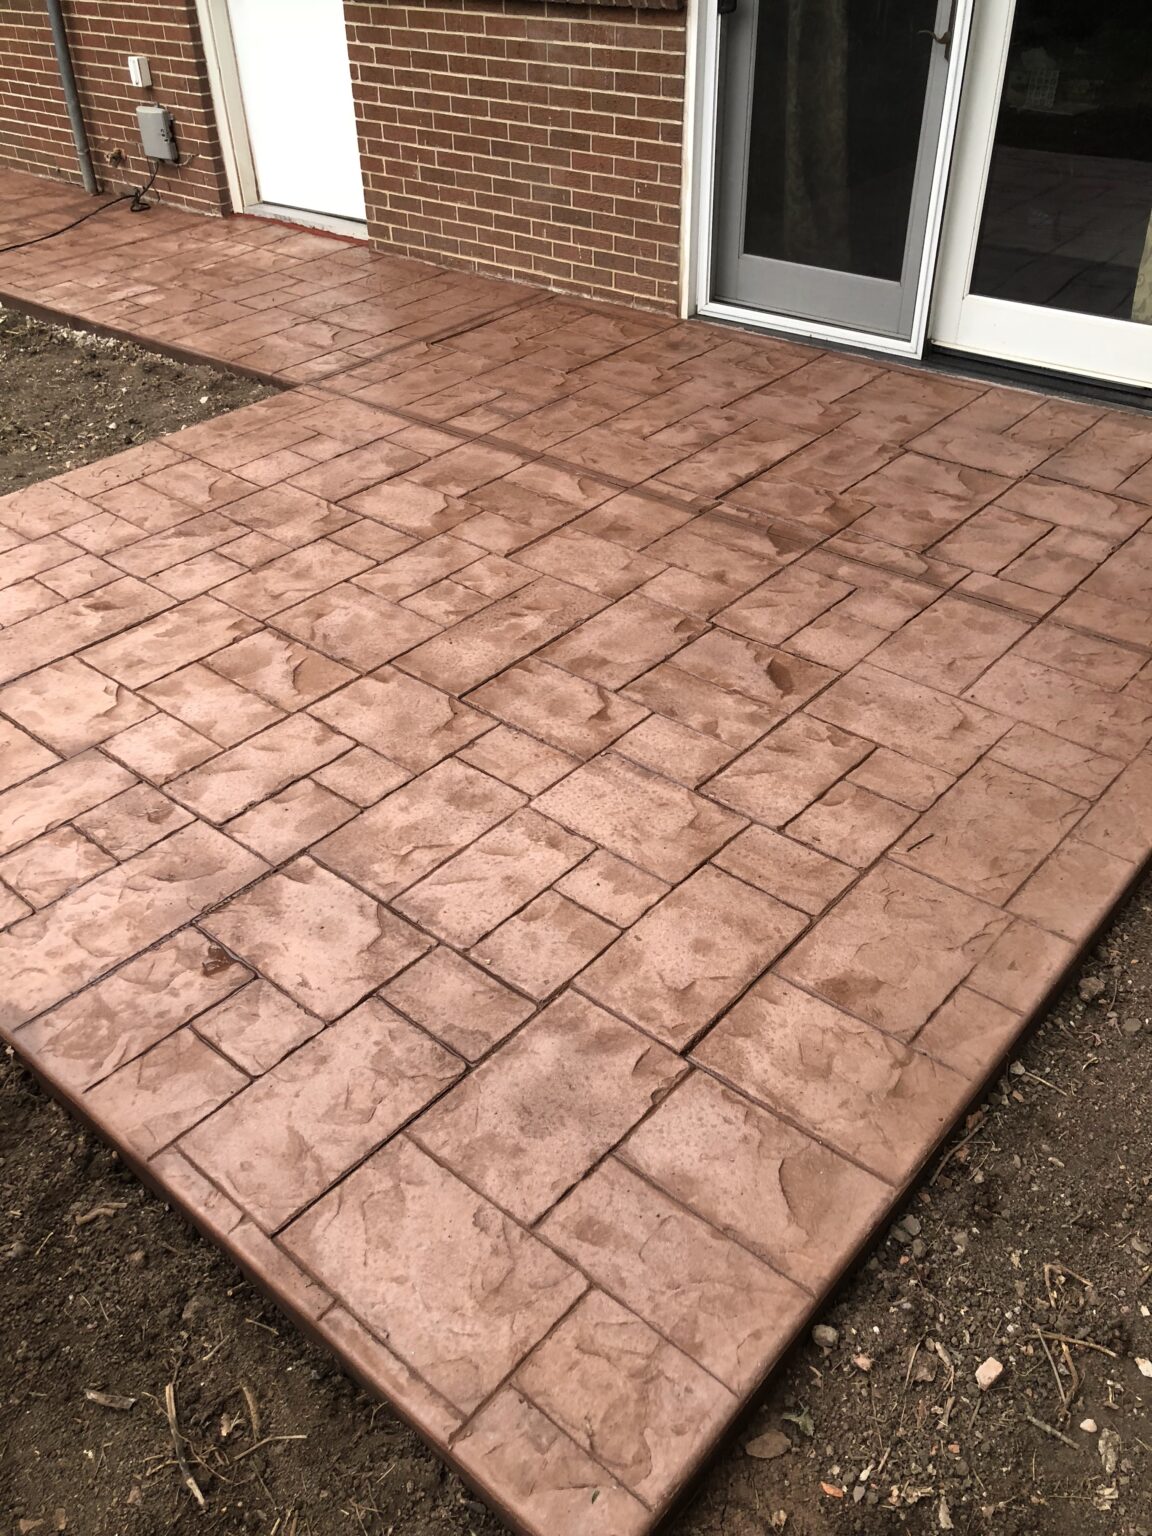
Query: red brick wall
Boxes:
[
  {"xmin": 0, "ymin": 0, "xmax": 228, "ymax": 216},
  {"xmin": 345, "ymin": 1, "xmax": 687, "ymax": 311}
]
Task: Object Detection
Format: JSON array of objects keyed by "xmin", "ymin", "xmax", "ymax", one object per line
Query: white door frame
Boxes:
[
  {"xmin": 193, "ymin": 0, "xmax": 368, "ymax": 235},
  {"xmin": 682, "ymin": 0, "xmax": 975, "ymax": 357},
  {"xmin": 929, "ymin": 0, "xmax": 1152, "ymax": 389},
  {"xmin": 194, "ymin": 0, "xmax": 258, "ymax": 214}
]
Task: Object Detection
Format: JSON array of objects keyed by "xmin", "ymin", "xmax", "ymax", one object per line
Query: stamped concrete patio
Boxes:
[{"xmin": 2, "ymin": 170, "xmax": 1151, "ymax": 1536}]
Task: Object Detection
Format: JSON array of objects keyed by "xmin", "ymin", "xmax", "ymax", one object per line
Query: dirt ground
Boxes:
[
  {"xmin": 2, "ymin": 321, "xmax": 1150, "ymax": 1536},
  {"xmin": 0, "ymin": 308, "xmax": 273, "ymax": 493}
]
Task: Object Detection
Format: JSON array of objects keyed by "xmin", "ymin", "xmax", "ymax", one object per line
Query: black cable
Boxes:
[
  {"xmin": 0, "ymin": 161, "xmax": 163, "ymax": 256},
  {"xmin": 128, "ymin": 160, "xmax": 161, "ymax": 213}
]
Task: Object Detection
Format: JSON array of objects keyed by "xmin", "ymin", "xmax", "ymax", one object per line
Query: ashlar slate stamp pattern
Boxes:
[{"xmin": 2, "ymin": 168, "xmax": 1152, "ymax": 1536}]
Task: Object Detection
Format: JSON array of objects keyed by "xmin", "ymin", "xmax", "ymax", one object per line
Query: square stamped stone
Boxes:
[
  {"xmin": 534, "ymin": 754, "xmax": 743, "ymax": 881},
  {"xmin": 381, "ymin": 947, "xmax": 536, "ymax": 1060},
  {"xmin": 776, "ymin": 861, "xmax": 1010, "ymax": 1040},
  {"xmin": 181, "ymin": 999, "xmax": 462, "ymax": 1229},
  {"xmin": 202, "ymin": 859, "xmax": 433, "ymax": 1019},
  {"xmin": 579, "ymin": 866, "xmax": 806, "ymax": 1050},
  {"xmin": 694, "ymin": 976, "xmax": 970, "ymax": 1184},
  {"xmin": 515, "ymin": 1290, "xmax": 737, "ymax": 1510},
  {"xmin": 280, "ymin": 1136, "xmax": 585, "ymax": 1414},
  {"xmin": 622, "ymin": 1072, "xmax": 891, "ymax": 1293},
  {"xmin": 541, "ymin": 1158, "xmax": 809, "ymax": 1395},
  {"xmin": 411, "ymin": 992, "xmax": 685, "ymax": 1223}
]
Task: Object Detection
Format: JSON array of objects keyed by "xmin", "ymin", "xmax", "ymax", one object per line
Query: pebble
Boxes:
[
  {"xmin": 180, "ymin": 1292, "xmax": 211, "ymax": 1323},
  {"xmin": 975, "ymin": 1357, "xmax": 1004, "ymax": 1391},
  {"xmin": 812, "ymin": 1324, "xmax": 840, "ymax": 1349},
  {"xmin": 1123, "ymin": 1015, "xmax": 1145, "ymax": 1036},
  {"xmin": 1079, "ymin": 975, "xmax": 1106, "ymax": 1003},
  {"xmin": 744, "ymin": 1430, "xmax": 791, "ymax": 1461},
  {"xmin": 1081, "ymin": 1418, "xmax": 1099, "ymax": 1433}
]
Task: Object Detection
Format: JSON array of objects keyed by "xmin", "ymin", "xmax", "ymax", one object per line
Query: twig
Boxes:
[
  {"xmin": 1024, "ymin": 1411, "xmax": 1079, "ymax": 1450},
  {"xmin": 1018, "ymin": 1068, "xmax": 1068, "ymax": 1096},
  {"xmin": 240, "ymin": 1382, "xmax": 262, "ymax": 1443},
  {"xmin": 231, "ymin": 1434, "xmax": 308, "ymax": 1462},
  {"xmin": 75, "ymin": 1201, "xmax": 126, "ymax": 1226},
  {"xmin": 1060, "ymin": 1340, "xmax": 1081, "ymax": 1407},
  {"xmin": 164, "ymin": 1382, "xmax": 206, "ymax": 1509},
  {"xmin": 1035, "ymin": 1330, "xmax": 1068, "ymax": 1413},
  {"xmin": 1037, "ymin": 1331, "xmax": 1117, "ymax": 1359},
  {"xmin": 929, "ymin": 1113, "xmax": 987, "ymax": 1185},
  {"xmin": 1043, "ymin": 1263, "xmax": 1095, "ymax": 1303}
]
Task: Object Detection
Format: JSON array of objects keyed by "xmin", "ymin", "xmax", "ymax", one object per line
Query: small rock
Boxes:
[
  {"xmin": 851, "ymin": 1353, "xmax": 873, "ymax": 1373},
  {"xmin": 912, "ymin": 1356, "xmax": 939, "ymax": 1384},
  {"xmin": 180, "ymin": 1293, "xmax": 211, "ymax": 1323},
  {"xmin": 1122, "ymin": 1015, "xmax": 1145, "ymax": 1036},
  {"xmin": 900, "ymin": 1214, "xmax": 922, "ymax": 1237},
  {"xmin": 126, "ymin": 1249, "xmax": 146, "ymax": 1267},
  {"xmin": 744, "ymin": 1430, "xmax": 791, "ymax": 1461},
  {"xmin": 1136, "ymin": 1357, "xmax": 1152, "ymax": 1378},
  {"xmin": 911, "ymin": 1238, "xmax": 928, "ymax": 1260},
  {"xmin": 1099, "ymin": 1427, "xmax": 1121, "ymax": 1475},
  {"xmin": 1079, "ymin": 975, "xmax": 1106, "ymax": 1003},
  {"xmin": 975, "ymin": 1357, "xmax": 1004, "ymax": 1391},
  {"xmin": 812, "ymin": 1324, "xmax": 839, "ymax": 1350},
  {"xmin": 1081, "ymin": 1418, "xmax": 1099, "ymax": 1433},
  {"xmin": 1131, "ymin": 1236, "xmax": 1151, "ymax": 1257}
]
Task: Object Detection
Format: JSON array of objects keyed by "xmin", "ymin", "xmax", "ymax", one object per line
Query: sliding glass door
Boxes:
[
  {"xmin": 711, "ymin": 0, "xmax": 967, "ymax": 342},
  {"xmin": 931, "ymin": 0, "xmax": 1152, "ymax": 386}
]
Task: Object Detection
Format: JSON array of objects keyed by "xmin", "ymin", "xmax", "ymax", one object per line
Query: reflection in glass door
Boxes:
[
  {"xmin": 711, "ymin": 0, "xmax": 968, "ymax": 341},
  {"xmin": 931, "ymin": 0, "xmax": 1152, "ymax": 385}
]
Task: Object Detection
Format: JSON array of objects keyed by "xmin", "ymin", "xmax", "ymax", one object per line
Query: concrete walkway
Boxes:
[{"xmin": 2, "ymin": 170, "xmax": 1151, "ymax": 1536}]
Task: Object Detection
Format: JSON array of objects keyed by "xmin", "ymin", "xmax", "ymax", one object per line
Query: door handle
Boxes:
[{"xmin": 921, "ymin": 0, "xmax": 960, "ymax": 56}]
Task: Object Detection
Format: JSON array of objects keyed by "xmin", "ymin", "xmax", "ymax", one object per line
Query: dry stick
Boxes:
[
  {"xmin": 164, "ymin": 1382, "xmax": 206, "ymax": 1510},
  {"xmin": 231, "ymin": 1435, "xmax": 308, "ymax": 1463},
  {"xmin": 240, "ymin": 1382, "xmax": 262, "ymax": 1442},
  {"xmin": 1037, "ymin": 1330, "xmax": 1118, "ymax": 1359},
  {"xmin": 1024, "ymin": 1411, "xmax": 1080, "ymax": 1450},
  {"xmin": 1035, "ymin": 1329, "xmax": 1068, "ymax": 1413},
  {"xmin": 929, "ymin": 1113, "xmax": 988, "ymax": 1185},
  {"xmin": 1060, "ymin": 1340, "xmax": 1081, "ymax": 1407}
]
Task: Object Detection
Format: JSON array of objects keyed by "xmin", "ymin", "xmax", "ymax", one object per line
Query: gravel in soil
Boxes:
[
  {"xmin": 1, "ymin": 314, "xmax": 1150, "ymax": 1536},
  {"xmin": 0, "ymin": 308, "xmax": 274, "ymax": 495}
]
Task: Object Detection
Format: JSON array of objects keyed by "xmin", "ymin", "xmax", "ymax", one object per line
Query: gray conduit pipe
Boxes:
[{"xmin": 46, "ymin": 0, "xmax": 99, "ymax": 195}]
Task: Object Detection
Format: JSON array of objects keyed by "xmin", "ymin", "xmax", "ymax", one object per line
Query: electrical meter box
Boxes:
[{"xmin": 137, "ymin": 104, "xmax": 179, "ymax": 163}]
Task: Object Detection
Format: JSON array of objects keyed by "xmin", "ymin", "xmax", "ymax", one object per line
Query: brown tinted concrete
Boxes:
[{"xmin": 3, "ymin": 170, "xmax": 1152, "ymax": 1536}]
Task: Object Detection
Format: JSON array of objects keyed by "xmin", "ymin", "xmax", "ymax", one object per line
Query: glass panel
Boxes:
[
  {"xmin": 970, "ymin": 0, "xmax": 1152, "ymax": 323},
  {"xmin": 743, "ymin": 0, "xmax": 941, "ymax": 281}
]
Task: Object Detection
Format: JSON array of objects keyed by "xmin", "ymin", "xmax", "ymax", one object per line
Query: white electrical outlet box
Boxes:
[
  {"xmin": 127, "ymin": 55, "xmax": 152, "ymax": 88},
  {"xmin": 137, "ymin": 104, "xmax": 179, "ymax": 162}
]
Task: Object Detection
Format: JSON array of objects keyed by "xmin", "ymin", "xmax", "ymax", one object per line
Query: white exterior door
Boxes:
[
  {"xmin": 228, "ymin": 0, "xmax": 366, "ymax": 223},
  {"xmin": 931, "ymin": 0, "xmax": 1152, "ymax": 388}
]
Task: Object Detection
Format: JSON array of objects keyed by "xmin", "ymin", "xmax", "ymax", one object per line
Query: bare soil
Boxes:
[
  {"xmin": 0, "ymin": 308, "xmax": 273, "ymax": 495},
  {"xmin": 2, "ymin": 318, "xmax": 1150, "ymax": 1536}
]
